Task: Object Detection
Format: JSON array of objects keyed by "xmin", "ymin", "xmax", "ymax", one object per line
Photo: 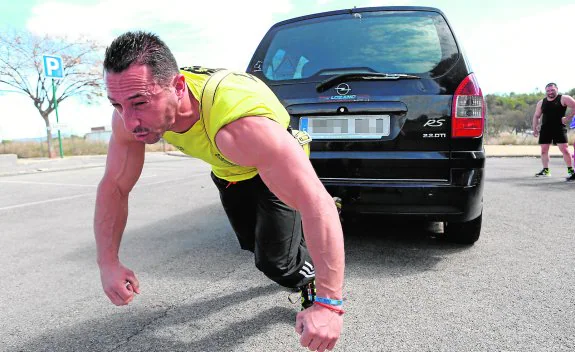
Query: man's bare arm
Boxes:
[
  {"xmin": 94, "ymin": 111, "xmax": 145, "ymax": 267},
  {"xmin": 94, "ymin": 111, "xmax": 145, "ymax": 305},
  {"xmin": 215, "ymin": 116, "xmax": 344, "ymax": 299},
  {"xmin": 561, "ymin": 95, "xmax": 575, "ymax": 124},
  {"xmin": 532, "ymin": 100, "xmax": 543, "ymax": 135}
]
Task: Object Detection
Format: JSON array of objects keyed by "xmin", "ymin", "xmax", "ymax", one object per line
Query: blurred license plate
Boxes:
[{"xmin": 299, "ymin": 115, "xmax": 390, "ymax": 139}]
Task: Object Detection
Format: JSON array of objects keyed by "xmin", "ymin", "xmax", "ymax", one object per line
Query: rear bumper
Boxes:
[{"xmin": 322, "ymin": 167, "xmax": 484, "ymax": 222}]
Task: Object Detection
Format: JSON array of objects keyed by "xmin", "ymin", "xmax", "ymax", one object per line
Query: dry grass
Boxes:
[
  {"xmin": 485, "ymin": 131, "xmax": 575, "ymax": 145},
  {"xmin": 1, "ymin": 138, "xmax": 177, "ymax": 158}
]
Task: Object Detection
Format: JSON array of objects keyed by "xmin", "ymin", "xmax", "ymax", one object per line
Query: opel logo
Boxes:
[{"xmin": 335, "ymin": 83, "xmax": 351, "ymax": 96}]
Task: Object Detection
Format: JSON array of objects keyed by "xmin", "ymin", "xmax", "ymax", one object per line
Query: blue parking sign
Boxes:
[{"xmin": 42, "ymin": 55, "xmax": 64, "ymax": 79}]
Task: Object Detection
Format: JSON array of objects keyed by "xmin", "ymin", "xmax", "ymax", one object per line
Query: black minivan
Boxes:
[{"xmin": 247, "ymin": 6, "xmax": 485, "ymax": 244}]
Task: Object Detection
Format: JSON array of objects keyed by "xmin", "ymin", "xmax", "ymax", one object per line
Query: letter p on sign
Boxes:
[{"xmin": 42, "ymin": 55, "xmax": 64, "ymax": 79}]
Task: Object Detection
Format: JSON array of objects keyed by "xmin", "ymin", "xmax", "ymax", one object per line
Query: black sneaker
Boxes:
[
  {"xmin": 567, "ymin": 173, "xmax": 575, "ymax": 182},
  {"xmin": 535, "ymin": 168, "xmax": 550, "ymax": 177},
  {"xmin": 299, "ymin": 280, "xmax": 316, "ymax": 310}
]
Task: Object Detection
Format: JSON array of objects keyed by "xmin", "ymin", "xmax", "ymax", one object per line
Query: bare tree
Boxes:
[{"xmin": 0, "ymin": 30, "xmax": 104, "ymax": 157}]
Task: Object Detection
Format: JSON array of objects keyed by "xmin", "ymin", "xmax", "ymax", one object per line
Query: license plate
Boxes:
[{"xmin": 300, "ymin": 115, "xmax": 390, "ymax": 139}]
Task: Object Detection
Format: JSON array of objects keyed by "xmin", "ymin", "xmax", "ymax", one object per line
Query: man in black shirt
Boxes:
[{"xmin": 532, "ymin": 83, "xmax": 575, "ymax": 180}]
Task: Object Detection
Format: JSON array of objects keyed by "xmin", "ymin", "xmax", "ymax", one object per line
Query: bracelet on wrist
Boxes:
[
  {"xmin": 314, "ymin": 301, "xmax": 345, "ymax": 315},
  {"xmin": 314, "ymin": 296, "xmax": 343, "ymax": 306}
]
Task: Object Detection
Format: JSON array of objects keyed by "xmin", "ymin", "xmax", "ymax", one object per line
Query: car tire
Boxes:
[{"xmin": 444, "ymin": 213, "xmax": 482, "ymax": 244}]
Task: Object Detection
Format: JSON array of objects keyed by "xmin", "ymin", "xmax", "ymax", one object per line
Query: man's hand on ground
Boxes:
[
  {"xmin": 98, "ymin": 262, "xmax": 140, "ymax": 306},
  {"xmin": 295, "ymin": 304, "xmax": 343, "ymax": 351}
]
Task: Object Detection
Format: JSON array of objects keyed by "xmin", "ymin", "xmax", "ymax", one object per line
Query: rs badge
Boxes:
[{"xmin": 424, "ymin": 119, "xmax": 445, "ymax": 127}]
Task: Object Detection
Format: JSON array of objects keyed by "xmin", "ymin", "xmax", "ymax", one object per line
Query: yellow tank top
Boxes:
[{"xmin": 163, "ymin": 67, "xmax": 291, "ymax": 182}]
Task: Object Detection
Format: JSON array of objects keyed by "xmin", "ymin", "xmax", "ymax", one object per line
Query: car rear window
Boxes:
[{"xmin": 260, "ymin": 10, "xmax": 459, "ymax": 81}]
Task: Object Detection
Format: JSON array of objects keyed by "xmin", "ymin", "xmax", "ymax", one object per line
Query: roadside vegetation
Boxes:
[{"xmin": 1, "ymin": 137, "xmax": 177, "ymax": 158}]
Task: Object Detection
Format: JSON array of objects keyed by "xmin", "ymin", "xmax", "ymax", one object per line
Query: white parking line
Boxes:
[
  {"xmin": 0, "ymin": 174, "xmax": 157, "ymax": 188},
  {"xmin": 0, "ymin": 180, "xmax": 96, "ymax": 188},
  {"xmin": 0, "ymin": 173, "xmax": 207, "ymax": 211},
  {"xmin": 0, "ymin": 193, "xmax": 94, "ymax": 211}
]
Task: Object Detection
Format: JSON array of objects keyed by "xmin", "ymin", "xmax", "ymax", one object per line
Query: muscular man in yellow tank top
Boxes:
[{"xmin": 95, "ymin": 31, "xmax": 344, "ymax": 351}]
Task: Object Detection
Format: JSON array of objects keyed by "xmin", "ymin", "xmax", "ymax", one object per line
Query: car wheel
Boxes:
[{"xmin": 444, "ymin": 213, "xmax": 482, "ymax": 244}]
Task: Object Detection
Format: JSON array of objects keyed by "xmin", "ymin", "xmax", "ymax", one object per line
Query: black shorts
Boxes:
[
  {"xmin": 539, "ymin": 125, "xmax": 568, "ymax": 145},
  {"xmin": 210, "ymin": 172, "xmax": 314, "ymax": 288}
]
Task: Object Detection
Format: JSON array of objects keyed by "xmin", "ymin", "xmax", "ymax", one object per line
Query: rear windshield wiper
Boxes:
[{"xmin": 316, "ymin": 73, "xmax": 421, "ymax": 93}]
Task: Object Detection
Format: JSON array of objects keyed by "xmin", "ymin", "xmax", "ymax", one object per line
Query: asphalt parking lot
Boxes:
[{"xmin": 1, "ymin": 154, "xmax": 574, "ymax": 351}]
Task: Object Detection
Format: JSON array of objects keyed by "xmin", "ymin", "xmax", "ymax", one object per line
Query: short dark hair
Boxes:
[
  {"xmin": 103, "ymin": 31, "xmax": 179, "ymax": 87},
  {"xmin": 545, "ymin": 82, "xmax": 557, "ymax": 89}
]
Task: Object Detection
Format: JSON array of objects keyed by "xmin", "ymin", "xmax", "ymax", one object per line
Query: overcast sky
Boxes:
[{"xmin": 1, "ymin": 0, "xmax": 574, "ymax": 139}]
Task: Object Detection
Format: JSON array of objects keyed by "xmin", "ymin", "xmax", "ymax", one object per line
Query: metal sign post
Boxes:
[
  {"xmin": 42, "ymin": 55, "xmax": 64, "ymax": 158},
  {"xmin": 51, "ymin": 79, "xmax": 63, "ymax": 158}
]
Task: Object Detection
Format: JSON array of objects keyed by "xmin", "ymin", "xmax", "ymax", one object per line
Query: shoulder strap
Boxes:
[
  {"xmin": 200, "ymin": 69, "xmax": 232, "ymax": 123},
  {"xmin": 197, "ymin": 69, "xmax": 241, "ymax": 166},
  {"xmin": 199, "ymin": 69, "xmax": 312, "ymax": 158}
]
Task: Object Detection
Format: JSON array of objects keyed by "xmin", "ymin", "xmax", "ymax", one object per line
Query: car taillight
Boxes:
[{"xmin": 452, "ymin": 74, "xmax": 485, "ymax": 138}]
